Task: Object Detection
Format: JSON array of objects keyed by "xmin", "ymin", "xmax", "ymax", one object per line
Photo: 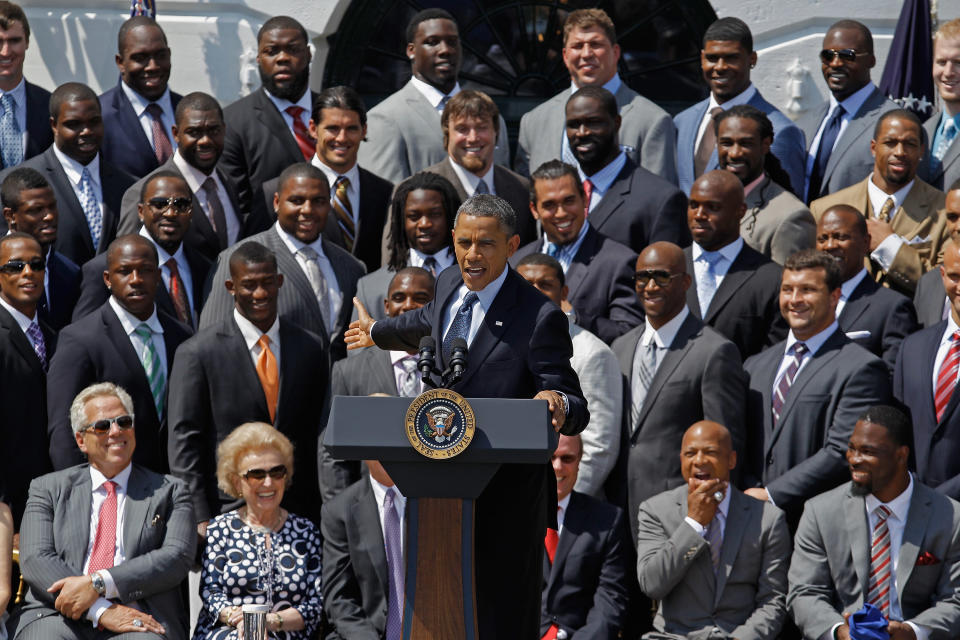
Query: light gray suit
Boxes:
[
  {"xmin": 914, "ymin": 267, "xmax": 948, "ymax": 329},
  {"xmin": 357, "ymin": 80, "xmax": 509, "ymax": 184},
  {"xmin": 13, "ymin": 465, "xmax": 196, "ymax": 640},
  {"xmin": 516, "ymin": 83, "xmax": 678, "ymax": 184},
  {"xmin": 741, "ymin": 175, "xmax": 816, "ymax": 266},
  {"xmin": 788, "ymin": 480, "xmax": 960, "ymax": 640},
  {"xmin": 637, "ymin": 486, "xmax": 790, "ymax": 640},
  {"xmin": 923, "ymin": 110, "xmax": 960, "ymax": 191}
]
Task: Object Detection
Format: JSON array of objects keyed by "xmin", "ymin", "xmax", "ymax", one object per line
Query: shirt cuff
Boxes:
[
  {"xmin": 684, "ymin": 516, "xmax": 706, "ymax": 536},
  {"xmin": 870, "ymin": 234, "xmax": 906, "ymax": 271},
  {"xmin": 766, "ymin": 490, "xmax": 777, "ymax": 508},
  {"xmin": 819, "ymin": 622, "xmax": 842, "ymax": 640},
  {"xmin": 556, "ymin": 391, "xmax": 569, "ymax": 415},
  {"xmin": 100, "ymin": 570, "xmax": 119, "ymax": 599},
  {"xmin": 907, "ymin": 621, "xmax": 929, "ymax": 640},
  {"xmin": 86, "ymin": 597, "xmax": 114, "ymax": 627}
]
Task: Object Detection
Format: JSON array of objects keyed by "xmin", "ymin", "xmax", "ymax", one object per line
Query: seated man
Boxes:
[
  {"xmin": 788, "ymin": 405, "xmax": 960, "ymax": 640},
  {"xmin": 12, "ymin": 382, "xmax": 196, "ymax": 640},
  {"xmin": 637, "ymin": 421, "xmax": 790, "ymax": 640}
]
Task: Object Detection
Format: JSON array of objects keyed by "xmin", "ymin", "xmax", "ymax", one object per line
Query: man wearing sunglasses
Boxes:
[
  {"xmin": 609, "ymin": 240, "xmax": 745, "ymax": 542},
  {"xmin": 47, "ymin": 234, "xmax": 193, "ymax": 474},
  {"xmin": 12, "ymin": 382, "xmax": 196, "ymax": 640},
  {"xmin": 798, "ymin": 20, "xmax": 899, "ymax": 203}
]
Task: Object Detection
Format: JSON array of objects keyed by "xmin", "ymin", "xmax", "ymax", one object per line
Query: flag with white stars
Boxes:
[
  {"xmin": 879, "ymin": 0, "xmax": 934, "ymax": 120},
  {"xmin": 130, "ymin": 0, "xmax": 155, "ymax": 18}
]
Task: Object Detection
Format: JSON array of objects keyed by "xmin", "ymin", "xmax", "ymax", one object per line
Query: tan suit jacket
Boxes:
[
  {"xmin": 742, "ymin": 175, "xmax": 816, "ymax": 265},
  {"xmin": 811, "ymin": 177, "xmax": 947, "ymax": 295}
]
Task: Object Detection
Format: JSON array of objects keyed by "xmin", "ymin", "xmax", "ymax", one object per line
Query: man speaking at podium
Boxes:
[{"xmin": 346, "ymin": 193, "xmax": 588, "ymax": 639}]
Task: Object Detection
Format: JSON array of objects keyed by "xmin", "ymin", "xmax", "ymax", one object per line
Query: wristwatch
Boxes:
[{"xmin": 90, "ymin": 571, "xmax": 106, "ymax": 596}]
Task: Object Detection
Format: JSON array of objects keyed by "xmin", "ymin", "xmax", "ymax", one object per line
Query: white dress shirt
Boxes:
[
  {"xmin": 265, "ymin": 88, "xmax": 313, "ymax": 140},
  {"xmin": 119, "ymin": 82, "xmax": 176, "ymax": 154},
  {"xmin": 234, "ymin": 308, "xmax": 281, "ymax": 371},
  {"xmin": 138, "ymin": 226, "xmax": 194, "ymax": 315},
  {"xmin": 0, "ymin": 295, "xmax": 36, "ymax": 335},
  {"xmin": 773, "ymin": 322, "xmax": 840, "ymax": 393},
  {"xmin": 683, "ymin": 483, "xmax": 731, "ymax": 536},
  {"xmin": 84, "ymin": 463, "xmax": 133, "ymax": 625},
  {"xmin": 867, "ymin": 176, "xmax": 916, "ymax": 271},
  {"xmin": 577, "ymin": 151, "xmax": 627, "ymax": 214},
  {"xmin": 312, "ymin": 155, "xmax": 361, "ymax": 228},
  {"xmin": 556, "ymin": 492, "xmax": 572, "ymax": 535},
  {"xmin": 441, "ymin": 264, "xmax": 509, "ymax": 346},
  {"xmin": 408, "ymin": 247, "xmax": 456, "ymax": 272},
  {"xmin": 691, "ymin": 237, "xmax": 744, "ymax": 303},
  {"xmin": 172, "ymin": 150, "xmax": 240, "ymax": 245},
  {"xmin": 0, "ymin": 77, "xmax": 27, "ymax": 157},
  {"xmin": 448, "ymin": 156, "xmax": 496, "ymax": 196},
  {"xmin": 370, "ymin": 474, "xmax": 406, "ymax": 549},
  {"xmin": 639, "ymin": 305, "xmax": 690, "ymax": 354},
  {"xmin": 410, "ymin": 76, "xmax": 460, "ymax": 112},
  {"xmin": 109, "ymin": 296, "xmax": 167, "ymax": 377},
  {"xmin": 694, "ymin": 83, "xmax": 758, "ymax": 149},
  {"xmin": 836, "ymin": 268, "xmax": 869, "ymax": 318},
  {"xmin": 52, "ymin": 145, "xmax": 104, "ymax": 223},
  {"xmin": 274, "ymin": 221, "xmax": 342, "ymax": 335},
  {"xmin": 805, "ymin": 82, "xmax": 877, "ymax": 198}
]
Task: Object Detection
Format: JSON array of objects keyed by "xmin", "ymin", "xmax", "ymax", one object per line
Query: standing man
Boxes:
[
  {"xmin": 346, "ymin": 194, "xmax": 588, "ymax": 639},
  {"xmin": 220, "ymin": 16, "xmax": 318, "ymax": 217},
  {"xmin": 516, "ymin": 8, "xmax": 677, "ymax": 183},
  {"xmin": 99, "ymin": 16, "xmax": 182, "ymax": 179},
  {"xmin": 357, "ymin": 9, "xmax": 509, "ymax": 184},
  {"xmin": 675, "ymin": 17, "xmax": 806, "ymax": 196},
  {"xmin": 924, "ymin": 19, "xmax": 960, "ymax": 191},
  {"xmin": 799, "ymin": 20, "xmax": 899, "ymax": 203},
  {"xmin": 914, "ymin": 188, "xmax": 960, "ymax": 327}
]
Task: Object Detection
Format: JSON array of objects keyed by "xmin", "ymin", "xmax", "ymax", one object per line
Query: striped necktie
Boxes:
[
  {"xmin": 0, "ymin": 92, "xmax": 21, "ymax": 168},
  {"xmin": 332, "ymin": 176, "xmax": 355, "ymax": 251},
  {"xmin": 134, "ymin": 323, "xmax": 165, "ymax": 418},
  {"xmin": 935, "ymin": 331, "xmax": 960, "ymax": 422},
  {"xmin": 772, "ymin": 342, "xmax": 807, "ymax": 423},
  {"xmin": 866, "ymin": 504, "xmax": 893, "ymax": 617}
]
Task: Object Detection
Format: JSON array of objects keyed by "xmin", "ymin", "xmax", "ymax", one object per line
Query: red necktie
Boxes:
[
  {"xmin": 935, "ymin": 331, "xmax": 960, "ymax": 422},
  {"xmin": 165, "ymin": 258, "xmax": 191, "ymax": 326},
  {"xmin": 582, "ymin": 179, "xmax": 593, "ymax": 215},
  {"xmin": 284, "ymin": 106, "xmax": 316, "ymax": 161},
  {"xmin": 542, "ymin": 506, "xmax": 562, "ymax": 640},
  {"xmin": 145, "ymin": 103, "xmax": 172, "ymax": 164},
  {"xmin": 88, "ymin": 481, "xmax": 118, "ymax": 573}
]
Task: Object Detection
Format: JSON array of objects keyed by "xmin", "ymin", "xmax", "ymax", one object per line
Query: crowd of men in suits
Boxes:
[{"xmin": 7, "ymin": 1, "xmax": 960, "ymax": 638}]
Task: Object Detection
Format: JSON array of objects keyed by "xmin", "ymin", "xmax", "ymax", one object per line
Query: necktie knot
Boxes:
[
  {"xmin": 384, "ymin": 487, "xmax": 395, "ymax": 510},
  {"xmin": 946, "ymin": 120, "xmax": 956, "ymax": 136},
  {"xmin": 460, "ymin": 292, "xmax": 479, "ymax": 314},
  {"xmin": 474, "ymin": 179, "xmax": 489, "ymax": 196},
  {"xmin": 103, "ymin": 480, "xmax": 117, "ymax": 496},
  {"xmin": 875, "ymin": 504, "xmax": 891, "ymax": 522},
  {"xmin": 422, "ymin": 256, "xmax": 438, "ymax": 276},
  {"xmin": 700, "ymin": 251, "xmax": 723, "ymax": 267},
  {"xmin": 546, "ymin": 242, "xmax": 559, "ymax": 258},
  {"xmin": 401, "ymin": 357, "xmax": 418, "ymax": 374},
  {"xmin": 792, "ymin": 342, "xmax": 808, "ymax": 357},
  {"xmin": 134, "ymin": 323, "xmax": 153, "ymax": 340},
  {"xmin": 165, "ymin": 257, "xmax": 179, "ymax": 274},
  {"xmin": 298, "ymin": 246, "xmax": 318, "ymax": 262},
  {"xmin": 0, "ymin": 93, "xmax": 15, "ymax": 112},
  {"xmin": 201, "ymin": 176, "xmax": 217, "ymax": 195},
  {"xmin": 285, "ymin": 105, "xmax": 305, "ymax": 119},
  {"xmin": 437, "ymin": 95, "xmax": 450, "ymax": 113},
  {"xmin": 336, "ymin": 175, "xmax": 351, "ymax": 190},
  {"xmin": 145, "ymin": 103, "xmax": 163, "ymax": 118},
  {"xmin": 257, "ymin": 334, "xmax": 271, "ymax": 350}
]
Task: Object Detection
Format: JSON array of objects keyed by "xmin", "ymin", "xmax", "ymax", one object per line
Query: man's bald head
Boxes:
[
  {"xmin": 688, "ymin": 170, "xmax": 746, "ymax": 251},
  {"xmin": 635, "ymin": 241, "xmax": 690, "ymax": 330},
  {"xmin": 693, "ymin": 170, "xmax": 744, "ymax": 206},
  {"xmin": 680, "ymin": 420, "xmax": 737, "ymax": 483},
  {"xmin": 682, "ymin": 420, "xmax": 733, "ymax": 452},
  {"xmin": 638, "ymin": 241, "xmax": 686, "ymax": 274},
  {"xmin": 106, "ymin": 233, "xmax": 157, "ymax": 268}
]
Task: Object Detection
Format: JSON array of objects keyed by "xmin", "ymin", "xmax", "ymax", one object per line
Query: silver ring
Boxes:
[
  {"xmin": 713, "ymin": 490, "xmax": 724, "ymax": 502},
  {"xmin": 133, "ymin": 619, "xmax": 144, "ymax": 628}
]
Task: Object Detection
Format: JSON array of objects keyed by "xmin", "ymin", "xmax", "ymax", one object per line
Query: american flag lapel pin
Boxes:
[{"xmin": 495, "ymin": 320, "xmax": 503, "ymax": 326}]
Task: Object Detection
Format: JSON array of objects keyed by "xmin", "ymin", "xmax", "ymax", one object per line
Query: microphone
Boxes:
[
  {"xmin": 417, "ymin": 336, "xmax": 437, "ymax": 389},
  {"xmin": 448, "ymin": 337, "xmax": 468, "ymax": 383}
]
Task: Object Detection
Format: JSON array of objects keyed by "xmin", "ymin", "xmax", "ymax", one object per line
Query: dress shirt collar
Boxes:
[
  {"xmin": 841, "ymin": 268, "xmax": 868, "ymax": 301},
  {"xmin": 233, "ymin": 308, "xmax": 280, "ymax": 352},
  {"xmin": 829, "ymin": 82, "xmax": 876, "ymax": 119},
  {"xmin": 708, "ymin": 82, "xmax": 757, "ymax": 110},
  {"xmin": 454, "ymin": 261, "xmax": 509, "ymax": 313},
  {"xmin": 409, "ymin": 246, "xmax": 456, "ymax": 270},
  {"xmin": 448, "ymin": 156, "xmax": 495, "ymax": 195},
  {"xmin": 369, "ymin": 474, "xmax": 406, "ymax": 520},
  {"xmin": 691, "ymin": 237, "xmax": 743, "ymax": 266},
  {"xmin": 172, "ymin": 149, "xmax": 215, "ymax": 185},
  {"xmin": 409, "ymin": 76, "xmax": 460, "ymax": 109},
  {"xmin": 542, "ymin": 220, "xmax": 590, "ymax": 253},
  {"xmin": 53, "ymin": 144, "xmax": 101, "ymax": 188},
  {"xmin": 90, "ymin": 461, "xmax": 133, "ymax": 489},
  {"xmin": 641, "ymin": 305, "xmax": 690, "ymax": 349},
  {"xmin": 274, "ymin": 220, "xmax": 326, "ymax": 258},
  {"xmin": 557, "ymin": 492, "xmax": 572, "ymax": 530},
  {"xmin": 264, "ymin": 86, "xmax": 312, "ymax": 119},
  {"xmin": 0, "ymin": 294, "xmax": 35, "ymax": 329},
  {"xmin": 785, "ymin": 320, "xmax": 839, "ymax": 357},
  {"xmin": 120, "ymin": 82, "xmax": 174, "ymax": 120},
  {"xmin": 865, "ymin": 473, "xmax": 913, "ymax": 523},
  {"xmin": 570, "ymin": 73, "xmax": 622, "ymax": 95},
  {"xmin": 867, "ymin": 173, "xmax": 914, "ymax": 215},
  {"xmin": 109, "ymin": 296, "xmax": 162, "ymax": 337},
  {"xmin": 743, "ymin": 172, "xmax": 766, "ymax": 197},
  {"xmin": 312, "ymin": 153, "xmax": 360, "ymax": 187},
  {"xmin": 0, "ymin": 77, "xmax": 25, "ymax": 104},
  {"xmin": 578, "ymin": 150, "xmax": 627, "ymax": 191},
  {"xmin": 940, "ymin": 312, "xmax": 960, "ymax": 345},
  {"xmin": 138, "ymin": 225, "xmax": 183, "ymax": 266},
  {"xmin": 391, "ymin": 350, "xmax": 417, "ymax": 366},
  {"xmin": 938, "ymin": 109, "xmax": 960, "ymax": 134}
]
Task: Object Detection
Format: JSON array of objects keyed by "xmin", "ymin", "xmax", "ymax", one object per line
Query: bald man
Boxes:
[
  {"xmin": 610, "ymin": 241, "xmax": 746, "ymax": 539},
  {"xmin": 637, "ymin": 421, "xmax": 790, "ymax": 640}
]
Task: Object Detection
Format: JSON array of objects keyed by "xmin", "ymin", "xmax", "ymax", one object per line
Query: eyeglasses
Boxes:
[
  {"xmin": 82, "ymin": 414, "xmax": 134, "ymax": 435},
  {"xmin": 241, "ymin": 465, "xmax": 287, "ymax": 482},
  {"xmin": 0, "ymin": 257, "xmax": 46, "ymax": 274},
  {"xmin": 819, "ymin": 48, "xmax": 871, "ymax": 63},
  {"xmin": 145, "ymin": 197, "xmax": 192, "ymax": 214},
  {"xmin": 634, "ymin": 270, "xmax": 683, "ymax": 288}
]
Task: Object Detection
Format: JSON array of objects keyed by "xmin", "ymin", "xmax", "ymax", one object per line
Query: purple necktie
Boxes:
[
  {"xmin": 384, "ymin": 488, "xmax": 403, "ymax": 640},
  {"xmin": 26, "ymin": 321, "xmax": 46, "ymax": 370}
]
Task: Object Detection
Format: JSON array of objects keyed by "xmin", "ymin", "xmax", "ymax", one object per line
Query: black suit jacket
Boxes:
[
  {"xmin": 221, "ymin": 88, "xmax": 319, "ymax": 217},
  {"xmin": 587, "ymin": 157, "xmax": 690, "ymax": 253},
  {"xmin": 46, "ymin": 302, "xmax": 193, "ymax": 473},
  {"xmin": 684, "ymin": 243, "xmax": 787, "ymax": 360},
  {"xmin": 41, "ymin": 249, "xmax": 80, "ymax": 330},
  {"xmin": 370, "ymin": 265, "xmax": 588, "ymax": 639},
  {"xmin": 0, "ymin": 146, "xmax": 137, "ymax": 265},
  {"xmin": 23, "ymin": 80, "xmax": 53, "ymax": 162},
  {"xmin": 0, "ymin": 306, "xmax": 54, "ymax": 526},
  {"xmin": 167, "ymin": 317, "xmax": 327, "ymax": 524},
  {"xmin": 71, "ymin": 241, "xmax": 212, "ymax": 324},
  {"xmin": 99, "ymin": 83, "xmax": 183, "ymax": 178},
  {"xmin": 511, "ymin": 226, "xmax": 643, "ymax": 344},
  {"xmin": 540, "ymin": 491, "xmax": 631, "ymax": 639},
  {"xmin": 839, "ymin": 275, "xmax": 918, "ymax": 371}
]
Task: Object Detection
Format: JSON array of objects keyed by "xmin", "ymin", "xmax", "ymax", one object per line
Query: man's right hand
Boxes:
[
  {"xmin": 344, "ymin": 297, "xmax": 375, "ymax": 350},
  {"xmin": 686, "ymin": 477, "xmax": 726, "ymax": 526},
  {"xmin": 99, "ymin": 604, "xmax": 166, "ymax": 635}
]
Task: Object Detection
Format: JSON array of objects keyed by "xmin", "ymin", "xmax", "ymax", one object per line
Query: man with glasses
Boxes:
[
  {"xmin": 798, "ymin": 20, "xmax": 899, "ymax": 203},
  {"xmin": 609, "ymin": 241, "xmax": 745, "ymax": 540},
  {"xmin": 11, "ymin": 381, "xmax": 195, "ymax": 640},
  {"xmin": 73, "ymin": 171, "xmax": 212, "ymax": 326},
  {"xmin": 46, "ymin": 234, "xmax": 193, "ymax": 474}
]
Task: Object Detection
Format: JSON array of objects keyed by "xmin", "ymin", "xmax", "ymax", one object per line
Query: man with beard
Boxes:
[
  {"xmin": 220, "ymin": 16, "xmax": 318, "ymax": 218},
  {"xmin": 788, "ymin": 406, "xmax": 960, "ymax": 640},
  {"xmin": 811, "ymin": 109, "xmax": 949, "ymax": 297}
]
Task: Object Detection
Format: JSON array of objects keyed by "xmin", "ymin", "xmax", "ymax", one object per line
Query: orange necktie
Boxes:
[{"xmin": 256, "ymin": 334, "xmax": 278, "ymax": 422}]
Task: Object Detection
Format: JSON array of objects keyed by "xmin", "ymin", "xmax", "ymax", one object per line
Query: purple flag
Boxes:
[
  {"xmin": 878, "ymin": 0, "xmax": 934, "ymax": 119},
  {"xmin": 130, "ymin": 0, "xmax": 156, "ymax": 18}
]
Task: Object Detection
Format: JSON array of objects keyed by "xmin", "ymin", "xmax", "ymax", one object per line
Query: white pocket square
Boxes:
[{"xmin": 845, "ymin": 330, "xmax": 871, "ymax": 340}]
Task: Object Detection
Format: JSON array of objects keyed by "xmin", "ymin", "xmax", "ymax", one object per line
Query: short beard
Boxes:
[
  {"xmin": 850, "ymin": 479, "xmax": 872, "ymax": 496},
  {"xmin": 260, "ymin": 67, "xmax": 309, "ymax": 102}
]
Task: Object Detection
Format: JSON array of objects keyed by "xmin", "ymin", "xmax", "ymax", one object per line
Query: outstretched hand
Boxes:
[{"xmin": 345, "ymin": 297, "xmax": 376, "ymax": 350}]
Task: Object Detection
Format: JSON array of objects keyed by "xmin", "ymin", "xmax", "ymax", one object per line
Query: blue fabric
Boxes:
[
  {"xmin": 878, "ymin": 0, "xmax": 934, "ymax": 120},
  {"xmin": 848, "ymin": 603, "xmax": 890, "ymax": 640}
]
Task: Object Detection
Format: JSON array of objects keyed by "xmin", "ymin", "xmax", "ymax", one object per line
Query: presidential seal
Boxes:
[{"xmin": 404, "ymin": 388, "xmax": 476, "ymax": 459}]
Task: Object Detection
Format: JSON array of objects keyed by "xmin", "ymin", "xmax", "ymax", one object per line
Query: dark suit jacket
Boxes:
[
  {"xmin": 915, "ymin": 267, "xmax": 948, "ymax": 329},
  {"xmin": 743, "ymin": 329, "xmax": 891, "ymax": 515},
  {"xmin": 370, "ymin": 265, "xmax": 588, "ymax": 639},
  {"xmin": 71, "ymin": 242, "xmax": 212, "ymax": 324},
  {"xmin": 320, "ymin": 477, "xmax": 389, "ymax": 640},
  {"xmin": 684, "ymin": 243, "xmax": 787, "ymax": 360},
  {"xmin": 540, "ymin": 491, "xmax": 631, "ymax": 639},
  {"xmin": 512, "ymin": 226, "xmax": 642, "ymax": 344},
  {"xmin": 0, "ymin": 306, "xmax": 54, "ymax": 526},
  {"xmin": 99, "ymin": 83, "xmax": 183, "ymax": 178},
  {"xmin": 220, "ymin": 88, "xmax": 319, "ymax": 217},
  {"xmin": 839, "ymin": 275, "xmax": 918, "ymax": 371},
  {"xmin": 0, "ymin": 146, "xmax": 137, "ymax": 266},
  {"xmin": 922, "ymin": 109, "xmax": 960, "ymax": 191},
  {"xmin": 41, "ymin": 249, "xmax": 80, "ymax": 331},
  {"xmin": 167, "ymin": 317, "xmax": 327, "ymax": 524},
  {"xmin": 23, "ymin": 80, "xmax": 53, "ymax": 162},
  {"xmin": 46, "ymin": 302, "xmax": 193, "ymax": 473},
  {"xmin": 587, "ymin": 157, "xmax": 690, "ymax": 254}
]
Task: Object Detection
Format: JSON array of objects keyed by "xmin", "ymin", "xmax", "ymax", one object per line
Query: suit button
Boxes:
[
  {"xmin": 766, "ymin": 455, "xmax": 773, "ymax": 465},
  {"xmin": 557, "ymin": 630, "xmax": 569, "ymax": 640}
]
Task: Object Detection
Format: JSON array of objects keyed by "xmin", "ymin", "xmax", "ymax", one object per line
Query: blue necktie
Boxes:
[
  {"xmin": 936, "ymin": 119, "xmax": 958, "ymax": 161},
  {"xmin": 697, "ymin": 251, "xmax": 723, "ymax": 313},
  {"xmin": 474, "ymin": 179, "xmax": 489, "ymax": 196},
  {"xmin": 0, "ymin": 93, "xmax": 21, "ymax": 168},
  {"xmin": 808, "ymin": 104, "xmax": 845, "ymax": 201},
  {"xmin": 545, "ymin": 242, "xmax": 559, "ymax": 258},
  {"xmin": 442, "ymin": 292, "xmax": 478, "ymax": 363}
]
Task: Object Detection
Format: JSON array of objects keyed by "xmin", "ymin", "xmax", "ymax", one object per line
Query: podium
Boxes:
[{"xmin": 324, "ymin": 394, "xmax": 557, "ymax": 639}]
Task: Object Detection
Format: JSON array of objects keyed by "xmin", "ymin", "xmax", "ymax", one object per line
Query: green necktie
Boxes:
[{"xmin": 134, "ymin": 323, "xmax": 165, "ymax": 418}]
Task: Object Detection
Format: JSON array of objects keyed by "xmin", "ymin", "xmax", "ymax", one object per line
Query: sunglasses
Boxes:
[
  {"xmin": 819, "ymin": 48, "xmax": 870, "ymax": 63},
  {"xmin": 0, "ymin": 257, "xmax": 46, "ymax": 274},
  {"xmin": 634, "ymin": 270, "xmax": 683, "ymax": 288},
  {"xmin": 82, "ymin": 414, "xmax": 134, "ymax": 434},
  {"xmin": 242, "ymin": 465, "xmax": 287, "ymax": 482},
  {"xmin": 146, "ymin": 197, "xmax": 192, "ymax": 214}
]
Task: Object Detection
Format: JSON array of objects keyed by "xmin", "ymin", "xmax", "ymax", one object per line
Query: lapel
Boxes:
[
  {"xmin": 67, "ymin": 468, "xmax": 94, "ymax": 571},
  {"xmin": 615, "ymin": 325, "xmax": 643, "ymax": 377},
  {"xmin": 24, "ymin": 82, "xmax": 50, "ymax": 157},
  {"xmin": 101, "ymin": 303, "xmax": 157, "ymax": 417},
  {"xmin": 633, "ymin": 314, "xmax": 701, "ymax": 437},
  {"xmin": 98, "ymin": 162, "xmax": 124, "ymax": 252},
  {"xmin": 43, "ymin": 147, "xmax": 94, "ymax": 257},
  {"xmin": 275, "ymin": 320, "xmax": 301, "ymax": 422},
  {"xmin": 890, "ymin": 179, "xmax": 940, "ymax": 236},
  {"xmin": 680, "ymin": 99, "xmax": 710, "ymax": 171},
  {"xmin": 588, "ymin": 159, "xmax": 633, "ymax": 232},
  {"xmin": 252, "ymin": 88, "xmax": 303, "ymax": 163},
  {"xmin": 0, "ymin": 305, "xmax": 43, "ymax": 374},
  {"xmin": 122, "ymin": 465, "xmax": 151, "ymax": 556},
  {"xmin": 683, "ymin": 249, "xmax": 703, "ymax": 317},
  {"xmin": 703, "ymin": 245, "xmax": 762, "ymax": 322},
  {"xmin": 926, "ymin": 112, "xmax": 960, "ymax": 186},
  {"xmin": 844, "ymin": 488, "xmax": 871, "ymax": 602},
  {"xmin": 371, "ymin": 348, "xmax": 400, "ymax": 395},
  {"xmin": 548, "ymin": 492, "xmax": 583, "ymax": 591},
  {"xmin": 838, "ymin": 277, "xmax": 875, "ymax": 327},
  {"xmin": 565, "ymin": 227, "xmax": 601, "ymax": 296},
  {"xmin": 168, "ymin": 156, "xmax": 220, "ymax": 250},
  {"xmin": 353, "ymin": 480, "xmax": 389, "ymax": 594},
  {"xmin": 825, "ymin": 90, "xmax": 881, "ymax": 180},
  {"xmin": 183, "ymin": 245, "xmax": 211, "ymax": 310},
  {"xmin": 897, "ymin": 482, "xmax": 929, "ymax": 595},
  {"xmin": 263, "ymin": 227, "xmax": 324, "ymax": 320},
  {"xmin": 714, "ymin": 490, "xmax": 750, "ymax": 608},
  {"xmin": 544, "ymin": 92, "xmax": 566, "ymax": 159},
  {"xmin": 223, "ymin": 318, "xmax": 270, "ymax": 417},
  {"xmin": 322, "ymin": 237, "xmax": 355, "ymax": 328},
  {"xmin": 401, "ymin": 81, "xmax": 442, "ymax": 134},
  {"xmin": 158, "ymin": 310, "xmax": 185, "ymax": 371},
  {"xmin": 111, "ymin": 84, "xmax": 154, "ymax": 158},
  {"xmin": 800, "ymin": 103, "xmax": 831, "ymax": 152},
  {"xmin": 429, "ymin": 159, "xmax": 469, "ymax": 201},
  {"xmin": 675, "ymin": 490, "xmax": 717, "ymax": 589}
]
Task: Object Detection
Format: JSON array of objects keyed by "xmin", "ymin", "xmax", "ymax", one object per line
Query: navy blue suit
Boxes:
[
  {"xmin": 40, "ymin": 250, "xmax": 80, "ymax": 331},
  {"xmin": 99, "ymin": 83, "xmax": 183, "ymax": 178},
  {"xmin": 22, "ymin": 81, "xmax": 53, "ymax": 163},
  {"xmin": 839, "ymin": 276, "xmax": 918, "ymax": 372}
]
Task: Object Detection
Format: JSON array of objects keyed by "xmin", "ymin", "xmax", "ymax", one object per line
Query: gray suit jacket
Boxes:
[
  {"xmin": 516, "ymin": 83, "xmax": 678, "ymax": 184},
  {"xmin": 788, "ymin": 481, "xmax": 960, "ymax": 640},
  {"xmin": 14, "ymin": 465, "xmax": 196, "ymax": 640},
  {"xmin": 923, "ymin": 110, "xmax": 960, "ymax": 191},
  {"xmin": 741, "ymin": 175, "xmax": 816, "ymax": 266},
  {"xmin": 357, "ymin": 80, "xmax": 509, "ymax": 184},
  {"xmin": 914, "ymin": 267, "xmax": 947, "ymax": 329},
  {"xmin": 637, "ymin": 486, "xmax": 790, "ymax": 640}
]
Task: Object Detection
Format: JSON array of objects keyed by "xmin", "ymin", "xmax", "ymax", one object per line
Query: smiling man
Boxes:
[
  {"xmin": 811, "ymin": 109, "xmax": 949, "ymax": 296},
  {"xmin": 924, "ymin": 19, "xmax": 960, "ymax": 190}
]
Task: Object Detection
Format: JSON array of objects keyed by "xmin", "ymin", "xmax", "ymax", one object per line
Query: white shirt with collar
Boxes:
[
  {"xmin": 408, "ymin": 247, "xmax": 456, "ymax": 272},
  {"xmin": 0, "ymin": 294, "xmax": 37, "ymax": 335},
  {"xmin": 448, "ymin": 156, "xmax": 496, "ymax": 197},
  {"xmin": 233, "ymin": 308, "xmax": 281, "ymax": 371},
  {"xmin": 556, "ymin": 492, "xmax": 572, "ymax": 535},
  {"xmin": 774, "ymin": 321, "xmax": 840, "ymax": 391},
  {"xmin": 933, "ymin": 312, "xmax": 960, "ymax": 392},
  {"xmin": 639, "ymin": 305, "xmax": 690, "ymax": 353},
  {"xmin": 274, "ymin": 221, "xmax": 342, "ymax": 334},
  {"xmin": 370, "ymin": 474, "xmax": 406, "ymax": 549},
  {"xmin": 694, "ymin": 83, "xmax": 758, "ymax": 150},
  {"xmin": 410, "ymin": 76, "xmax": 460, "ymax": 112},
  {"xmin": 0, "ymin": 77, "xmax": 27, "ymax": 157},
  {"xmin": 84, "ymin": 463, "xmax": 133, "ymax": 626},
  {"xmin": 53, "ymin": 145, "xmax": 104, "ymax": 219},
  {"xmin": 442, "ymin": 264, "xmax": 509, "ymax": 346},
  {"xmin": 867, "ymin": 176, "xmax": 916, "ymax": 272},
  {"xmin": 683, "ymin": 483, "xmax": 731, "ymax": 537},
  {"xmin": 836, "ymin": 268, "xmax": 869, "ymax": 318},
  {"xmin": 172, "ymin": 150, "xmax": 240, "ymax": 245},
  {"xmin": 312, "ymin": 154, "xmax": 361, "ymax": 227},
  {"xmin": 692, "ymin": 237, "xmax": 744, "ymax": 296},
  {"xmin": 119, "ymin": 82, "xmax": 176, "ymax": 154},
  {"xmin": 805, "ymin": 82, "xmax": 877, "ymax": 194},
  {"xmin": 265, "ymin": 88, "xmax": 313, "ymax": 140},
  {"xmin": 390, "ymin": 350, "xmax": 422, "ymax": 396},
  {"xmin": 108, "ymin": 296, "xmax": 167, "ymax": 376},
  {"xmin": 138, "ymin": 226, "xmax": 194, "ymax": 315}
]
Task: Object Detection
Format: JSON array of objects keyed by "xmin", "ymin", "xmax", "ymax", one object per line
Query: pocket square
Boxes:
[
  {"xmin": 916, "ymin": 551, "xmax": 940, "ymax": 566},
  {"xmin": 845, "ymin": 330, "xmax": 872, "ymax": 340},
  {"xmin": 907, "ymin": 235, "xmax": 931, "ymax": 245}
]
